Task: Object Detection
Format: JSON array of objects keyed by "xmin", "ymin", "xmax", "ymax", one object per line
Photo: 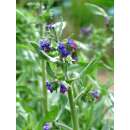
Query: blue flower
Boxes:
[
  {"xmin": 60, "ymin": 84, "xmax": 68, "ymax": 94},
  {"xmin": 58, "ymin": 43, "xmax": 70, "ymax": 58},
  {"xmin": 43, "ymin": 123, "xmax": 51, "ymax": 130},
  {"xmin": 60, "ymin": 49, "xmax": 70, "ymax": 58},
  {"xmin": 58, "ymin": 43, "xmax": 66, "ymax": 50},
  {"xmin": 39, "ymin": 39, "xmax": 51, "ymax": 52},
  {"xmin": 46, "ymin": 82, "xmax": 53, "ymax": 93},
  {"xmin": 91, "ymin": 90, "xmax": 100, "ymax": 99},
  {"xmin": 67, "ymin": 38, "xmax": 77, "ymax": 50}
]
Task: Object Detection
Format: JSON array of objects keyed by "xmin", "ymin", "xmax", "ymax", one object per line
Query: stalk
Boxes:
[
  {"xmin": 65, "ymin": 64, "xmax": 79, "ymax": 130},
  {"xmin": 68, "ymin": 87, "xmax": 79, "ymax": 130},
  {"xmin": 42, "ymin": 60, "xmax": 48, "ymax": 113},
  {"xmin": 39, "ymin": 0, "xmax": 48, "ymax": 114}
]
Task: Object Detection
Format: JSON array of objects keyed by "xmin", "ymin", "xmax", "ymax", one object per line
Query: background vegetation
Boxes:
[{"xmin": 16, "ymin": 0, "xmax": 114, "ymax": 130}]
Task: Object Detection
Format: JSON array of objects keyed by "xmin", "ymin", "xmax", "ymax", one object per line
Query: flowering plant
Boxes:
[{"xmin": 16, "ymin": 0, "xmax": 114, "ymax": 130}]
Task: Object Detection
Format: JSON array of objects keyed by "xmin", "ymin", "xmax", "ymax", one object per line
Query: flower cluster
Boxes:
[
  {"xmin": 67, "ymin": 38, "xmax": 78, "ymax": 61},
  {"xmin": 67, "ymin": 38, "xmax": 77, "ymax": 50},
  {"xmin": 39, "ymin": 37, "xmax": 78, "ymax": 62},
  {"xmin": 60, "ymin": 84, "xmax": 68, "ymax": 94},
  {"xmin": 58, "ymin": 38, "xmax": 78, "ymax": 61},
  {"xmin": 43, "ymin": 123, "xmax": 52, "ymax": 130},
  {"xmin": 91, "ymin": 90, "xmax": 100, "ymax": 99},
  {"xmin": 46, "ymin": 82, "xmax": 53, "ymax": 93},
  {"xmin": 46, "ymin": 81, "xmax": 68, "ymax": 94},
  {"xmin": 58, "ymin": 43, "xmax": 70, "ymax": 58},
  {"xmin": 39, "ymin": 39, "xmax": 51, "ymax": 52}
]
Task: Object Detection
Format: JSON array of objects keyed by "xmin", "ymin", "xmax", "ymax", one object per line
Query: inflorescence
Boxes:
[
  {"xmin": 40, "ymin": 39, "xmax": 51, "ymax": 52},
  {"xmin": 58, "ymin": 43, "xmax": 70, "ymax": 58},
  {"xmin": 39, "ymin": 37, "xmax": 78, "ymax": 61},
  {"xmin": 46, "ymin": 81, "xmax": 68, "ymax": 94},
  {"xmin": 60, "ymin": 84, "xmax": 68, "ymax": 94},
  {"xmin": 39, "ymin": 25, "xmax": 78, "ymax": 94},
  {"xmin": 46, "ymin": 82, "xmax": 53, "ymax": 93},
  {"xmin": 43, "ymin": 123, "xmax": 52, "ymax": 130},
  {"xmin": 91, "ymin": 90, "xmax": 100, "ymax": 99}
]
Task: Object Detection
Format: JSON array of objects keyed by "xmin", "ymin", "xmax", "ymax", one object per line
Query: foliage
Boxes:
[{"xmin": 16, "ymin": 0, "xmax": 114, "ymax": 130}]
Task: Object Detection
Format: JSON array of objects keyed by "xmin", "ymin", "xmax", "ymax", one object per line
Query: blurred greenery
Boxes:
[{"xmin": 16, "ymin": 0, "xmax": 114, "ymax": 130}]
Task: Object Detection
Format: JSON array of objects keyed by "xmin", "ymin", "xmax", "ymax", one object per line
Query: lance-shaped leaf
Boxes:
[
  {"xmin": 85, "ymin": 3, "xmax": 108, "ymax": 17},
  {"xmin": 35, "ymin": 105, "xmax": 58, "ymax": 130},
  {"xmin": 46, "ymin": 62, "xmax": 56, "ymax": 78},
  {"xmin": 80, "ymin": 56, "xmax": 100, "ymax": 77}
]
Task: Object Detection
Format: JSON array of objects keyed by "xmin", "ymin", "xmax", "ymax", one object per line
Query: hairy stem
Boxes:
[
  {"xmin": 42, "ymin": 60, "xmax": 48, "ymax": 113},
  {"xmin": 65, "ymin": 64, "xmax": 79, "ymax": 130},
  {"xmin": 68, "ymin": 87, "xmax": 79, "ymax": 130},
  {"xmin": 39, "ymin": 0, "xmax": 48, "ymax": 114}
]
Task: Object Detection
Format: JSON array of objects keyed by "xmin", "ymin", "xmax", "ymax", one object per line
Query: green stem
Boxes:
[
  {"xmin": 42, "ymin": 60, "xmax": 48, "ymax": 114},
  {"xmin": 68, "ymin": 87, "xmax": 79, "ymax": 130},
  {"xmin": 39, "ymin": 0, "xmax": 48, "ymax": 114},
  {"xmin": 65, "ymin": 64, "xmax": 79, "ymax": 130}
]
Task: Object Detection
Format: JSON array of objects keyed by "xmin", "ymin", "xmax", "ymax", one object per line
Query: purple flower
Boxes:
[
  {"xmin": 60, "ymin": 49, "xmax": 70, "ymax": 58},
  {"xmin": 80, "ymin": 26, "xmax": 92, "ymax": 36},
  {"xmin": 67, "ymin": 38, "xmax": 77, "ymax": 50},
  {"xmin": 39, "ymin": 39, "xmax": 51, "ymax": 52},
  {"xmin": 43, "ymin": 123, "xmax": 51, "ymax": 130},
  {"xmin": 60, "ymin": 84, "xmax": 68, "ymax": 94},
  {"xmin": 58, "ymin": 43, "xmax": 66, "ymax": 50},
  {"xmin": 58, "ymin": 43, "xmax": 70, "ymax": 58},
  {"xmin": 46, "ymin": 82, "xmax": 53, "ymax": 93},
  {"xmin": 91, "ymin": 90, "xmax": 100, "ymax": 99},
  {"xmin": 46, "ymin": 24, "xmax": 55, "ymax": 30}
]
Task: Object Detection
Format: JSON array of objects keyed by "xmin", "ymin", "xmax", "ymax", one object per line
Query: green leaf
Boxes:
[
  {"xmin": 55, "ymin": 122, "xmax": 73, "ymax": 130},
  {"xmin": 16, "ymin": 85, "xmax": 33, "ymax": 95},
  {"xmin": 35, "ymin": 105, "xmax": 58, "ymax": 130},
  {"xmin": 16, "ymin": 9, "xmax": 25, "ymax": 18},
  {"xmin": 87, "ymin": 75, "xmax": 101, "ymax": 88},
  {"xmin": 80, "ymin": 56, "xmax": 100, "ymax": 77},
  {"xmin": 46, "ymin": 62, "xmax": 56, "ymax": 78},
  {"xmin": 16, "ymin": 44, "xmax": 34, "ymax": 51},
  {"xmin": 85, "ymin": 3, "xmax": 108, "ymax": 17},
  {"xmin": 87, "ymin": 0, "xmax": 114, "ymax": 8},
  {"xmin": 16, "ymin": 115, "xmax": 26, "ymax": 129}
]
